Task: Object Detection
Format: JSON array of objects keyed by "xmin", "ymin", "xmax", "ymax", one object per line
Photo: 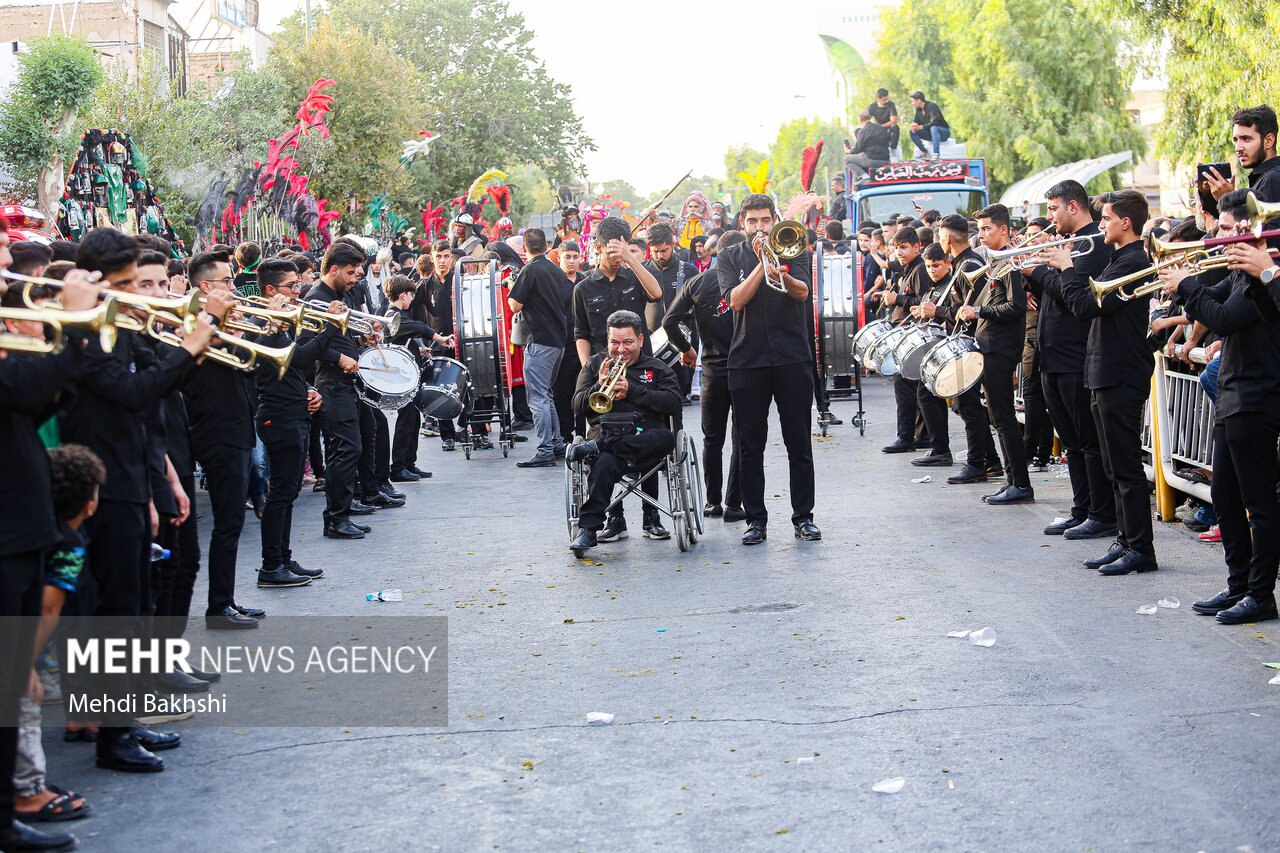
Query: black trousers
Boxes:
[
  {"xmin": 956, "ymin": 384, "xmax": 997, "ymax": 468},
  {"xmin": 259, "ymin": 417, "xmax": 308, "ymax": 571},
  {"xmin": 196, "ymin": 441, "xmax": 251, "ymax": 612},
  {"xmin": 391, "ymin": 405, "xmax": 421, "ymax": 471},
  {"xmin": 308, "ymin": 413, "xmax": 326, "ymax": 478},
  {"xmin": 579, "ymin": 428, "xmax": 676, "ymax": 531},
  {"xmin": 981, "ymin": 354, "xmax": 1030, "ymax": 488},
  {"xmin": 512, "ymin": 384, "xmax": 533, "ymax": 424},
  {"xmin": 916, "ymin": 380, "xmax": 951, "ymax": 454},
  {"xmin": 1212, "ymin": 413, "xmax": 1280, "ymax": 604},
  {"xmin": 0, "ymin": 550, "xmax": 43, "ymax": 828},
  {"xmin": 1021, "ymin": 341, "xmax": 1054, "ymax": 461},
  {"xmin": 357, "ymin": 404, "xmax": 380, "ymax": 497},
  {"xmin": 730, "ymin": 363, "xmax": 816, "ymax": 526},
  {"xmin": 1092, "ymin": 383, "xmax": 1153, "ymax": 554},
  {"xmin": 321, "ymin": 393, "xmax": 361, "ymax": 525},
  {"xmin": 893, "ymin": 374, "xmax": 921, "ymax": 442},
  {"xmin": 553, "ymin": 346, "xmax": 581, "ymax": 442},
  {"xmin": 700, "ymin": 367, "xmax": 740, "ymax": 508},
  {"xmin": 154, "ymin": 472, "xmax": 200, "ymax": 638},
  {"xmin": 1043, "ymin": 371, "xmax": 1114, "ymax": 524}
]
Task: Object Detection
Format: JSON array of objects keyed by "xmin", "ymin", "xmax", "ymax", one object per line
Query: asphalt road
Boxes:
[{"xmin": 39, "ymin": 379, "xmax": 1280, "ymax": 852}]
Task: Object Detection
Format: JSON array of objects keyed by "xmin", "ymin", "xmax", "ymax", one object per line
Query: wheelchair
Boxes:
[{"xmin": 564, "ymin": 425, "xmax": 705, "ymax": 555}]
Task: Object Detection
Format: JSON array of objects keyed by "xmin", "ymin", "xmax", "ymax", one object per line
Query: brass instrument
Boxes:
[
  {"xmin": 227, "ymin": 294, "xmax": 308, "ymax": 334},
  {"xmin": 145, "ymin": 312, "xmax": 295, "ymax": 379},
  {"xmin": 754, "ymin": 219, "xmax": 809, "ymax": 292},
  {"xmin": 0, "ymin": 298, "xmax": 121, "ymax": 354},
  {"xmin": 1245, "ymin": 192, "xmax": 1280, "ymax": 227},
  {"xmin": 985, "ymin": 232, "xmax": 1097, "ymax": 272},
  {"xmin": 302, "ymin": 299, "xmax": 396, "ymax": 336},
  {"xmin": 1088, "ymin": 244, "xmax": 1280, "ymax": 304},
  {"xmin": 588, "ymin": 357, "xmax": 629, "ymax": 414}
]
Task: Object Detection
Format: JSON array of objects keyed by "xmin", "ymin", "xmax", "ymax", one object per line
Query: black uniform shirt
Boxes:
[
  {"xmin": 867, "ymin": 100, "xmax": 898, "ymax": 128},
  {"xmin": 1024, "ymin": 221, "xmax": 1113, "ymax": 373},
  {"xmin": 573, "ymin": 266, "xmax": 662, "ymax": 355},
  {"xmin": 1180, "ymin": 269, "xmax": 1280, "ymax": 419},
  {"xmin": 717, "ymin": 242, "xmax": 814, "ymax": 370},
  {"xmin": 643, "ymin": 256, "xmax": 697, "ymax": 311},
  {"xmin": 890, "ymin": 255, "xmax": 927, "ymax": 323},
  {"xmin": 572, "ymin": 352, "xmax": 683, "ymax": 437},
  {"xmin": 509, "ymin": 256, "xmax": 570, "ymax": 347},
  {"xmin": 935, "ymin": 248, "xmax": 986, "ymax": 326},
  {"xmin": 662, "ymin": 269, "xmax": 734, "ymax": 372},
  {"xmin": 247, "ymin": 321, "xmax": 337, "ymax": 423},
  {"xmin": 184, "ymin": 350, "xmax": 256, "ymax": 451},
  {"xmin": 913, "ymin": 101, "xmax": 949, "ymax": 130},
  {"xmin": 1249, "ymin": 154, "xmax": 1280, "ymax": 203},
  {"xmin": 301, "ymin": 280, "xmax": 364, "ymax": 396},
  {"xmin": 389, "ymin": 304, "xmax": 438, "ymax": 358},
  {"xmin": 972, "ymin": 261, "xmax": 1027, "ymax": 361},
  {"xmin": 1053, "ymin": 240, "xmax": 1154, "ymax": 391}
]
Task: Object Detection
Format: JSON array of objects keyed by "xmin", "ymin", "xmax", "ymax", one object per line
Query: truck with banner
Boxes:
[{"xmin": 844, "ymin": 158, "xmax": 989, "ymax": 233}]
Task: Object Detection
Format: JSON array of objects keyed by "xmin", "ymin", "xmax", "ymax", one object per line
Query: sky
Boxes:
[{"xmin": 256, "ymin": 0, "xmax": 843, "ymax": 195}]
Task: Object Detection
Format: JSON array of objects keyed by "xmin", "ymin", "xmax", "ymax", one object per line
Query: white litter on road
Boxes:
[{"xmin": 872, "ymin": 777, "xmax": 906, "ymax": 794}]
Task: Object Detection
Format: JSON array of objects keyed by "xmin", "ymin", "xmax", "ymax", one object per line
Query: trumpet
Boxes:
[
  {"xmin": 302, "ymin": 300, "xmax": 398, "ymax": 337},
  {"xmin": 5, "ymin": 269, "xmax": 205, "ymax": 333},
  {"xmin": 144, "ymin": 312, "xmax": 295, "ymax": 379},
  {"xmin": 588, "ymin": 357, "xmax": 629, "ymax": 414},
  {"xmin": 0, "ymin": 298, "xmax": 121, "ymax": 354},
  {"xmin": 754, "ymin": 220, "xmax": 809, "ymax": 292},
  {"xmin": 226, "ymin": 294, "xmax": 308, "ymax": 334},
  {"xmin": 1088, "ymin": 246, "xmax": 1280, "ymax": 304},
  {"xmin": 985, "ymin": 232, "xmax": 1097, "ymax": 272}
]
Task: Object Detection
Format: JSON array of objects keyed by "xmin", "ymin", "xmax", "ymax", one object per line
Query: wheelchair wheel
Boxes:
[
  {"xmin": 668, "ymin": 435, "xmax": 692, "ymax": 552},
  {"xmin": 685, "ymin": 438, "xmax": 704, "ymax": 538},
  {"xmin": 564, "ymin": 439, "xmax": 588, "ymax": 539}
]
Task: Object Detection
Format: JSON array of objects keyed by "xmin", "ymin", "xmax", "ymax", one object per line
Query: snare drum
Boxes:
[
  {"xmin": 648, "ymin": 324, "xmax": 689, "ymax": 369},
  {"xmin": 892, "ymin": 323, "xmax": 948, "ymax": 381},
  {"xmin": 416, "ymin": 356, "xmax": 470, "ymax": 420},
  {"xmin": 868, "ymin": 325, "xmax": 910, "ymax": 376},
  {"xmin": 920, "ymin": 335, "xmax": 984, "ymax": 398},
  {"xmin": 356, "ymin": 344, "xmax": 420, "ymax": 410},
  {"xmin": 852, "ymin": 317, "xmax": 893, "ymax": 367}
]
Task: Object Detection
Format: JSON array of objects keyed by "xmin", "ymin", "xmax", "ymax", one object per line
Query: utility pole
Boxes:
[{"xmin": 305, "ymin": 0, "xmax": 312, "ymax": 36}]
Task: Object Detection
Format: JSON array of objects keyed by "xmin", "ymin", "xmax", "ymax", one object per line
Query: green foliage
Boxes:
[
  {"xmin": 0, "ymin": 35, "xmax": 103, "ymax": 197},
  {"xmin": 870, "ymin": 0, "xmax": 1144, "ymax": 194},
  {"xmin": 768, "ymin": 117, "xmax": 849, "ymax": 200},
  {"xmin": 723, "ymin": 145, "xmax": 769, "ymax": 188}
]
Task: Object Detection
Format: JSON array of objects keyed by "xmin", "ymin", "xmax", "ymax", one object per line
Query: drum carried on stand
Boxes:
[
  {"xmin": 416, "ymin": 356, "xmax": 470, "ymax": 420},
  {"xmin": 451, "ymin": 258, "xmax": 516, "ymax": 459},
  {"xmin": 356, "ymin": 344, "xmax": 420, "ymax": 410},
  {"xmin": 814, "ymin": 240, "xmax": 865, "ymax": 434}
]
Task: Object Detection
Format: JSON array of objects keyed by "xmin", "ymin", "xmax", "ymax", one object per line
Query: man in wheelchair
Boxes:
[{"xmin": 568, "ymin": 310, "xmax": 683, "ymax": 553}]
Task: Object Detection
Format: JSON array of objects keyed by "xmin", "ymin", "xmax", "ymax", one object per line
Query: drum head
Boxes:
[
  {"xmin": 357, "ymin": 345, "xmax": 420, "ymax": 409},
  {"xmin": 922, "ymin": 339, "xmax": 984, "ymax": 398},
  {"xmin": 896, "ymin": 325, "xmax": 947, "ymax": 382},
  {"xmin": 418, "ymin": 357, "xmax": 471, "ymax": 419},
  {"xmin": 870, "ymin": 327, "xmax": 908, "ymax": 375}
]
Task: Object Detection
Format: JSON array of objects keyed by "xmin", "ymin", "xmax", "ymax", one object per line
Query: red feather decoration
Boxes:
[
  {"xmin": 800, "ymin": 141, "xmax": 824, "ymax": 194},
  {"xmin": 487, "ymin": 185, "xmax": 512, "ymax": 216}
]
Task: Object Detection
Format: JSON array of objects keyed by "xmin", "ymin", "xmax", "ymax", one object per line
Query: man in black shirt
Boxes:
[
  {"xmin": 388, "ymin": 275, "xmax": 451, "ymax": 480},
  {"xmin": 567, "ymin": 310, "xmax": 683, "ymax": 555},
  {"xmin": 644, "ymin": 221, "xmax": 699, "ymax": 394},
  {"xmin": 554, "ymin": 241, "xmax": 585, "ymax": 442},
  {"xmin": 1024, "ymin": 180, "xmax": 1117, "ymax": 539},
  {"xmin": 572, "ymin": 218, "xmax": 666, "ymax": 540},
  {"xmin": 845, "ymin": 111, "xmax": 892, "ymax": 180},
  {"xmin": 881, "ymin": 228, "xmax": 928, "ymax": 454},
  {"xmin": 718, "ymin": 193, "xmax": 821, "ymax": 545},
  {"xmin": 1205, "ymin": 105, "xmax": 1280, "ymax": 206},
  {"xmin": 1043, "ymin": 189, "xmax": 1156, "ymax": 575},
  {"xmin": 828, "ymin": 176, "xmax": 848, "ymax": 221},
  {"xmin": 247, "ymin": 258, "xmax": 340, "ymax": 588},
  {"xmin": 955, "ymin": 204, "xmax": 1031, "ymax": 504},
  {"xmin": 1184, "ymin": 189, "xmax": 1280, "ymax": 622},
  {"xmin": 509, "ymin": 228, "xmax": 569, "ymax": 467},
  {"xmin": 908, "ymin": 91, "xmax": 951, "ymax": 160},
  {"xmin": 908, "ymin": 242, "xmax": 960, "ymax": 466},
  {"xmin": 302, "ymin": 241, "xmax": 374, "ymax": 539},
  {"xmin": 663, "ymin": 230, "xmax": 744, "ymax": 518},
  {"xmin": 868, "ymin": 88, "xmax": 900, "ymax": 152}
]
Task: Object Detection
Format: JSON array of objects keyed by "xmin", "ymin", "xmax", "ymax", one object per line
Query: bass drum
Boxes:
[
  {"xmin": 416, "ymin": 356, "xmax": 471, "ymax": 420},
  {"xmin": 921, "ymin": 336, "xmax": 985, "ymax": 398},
  {"xmin": 356, "ymin": 344, "xmax": 420, "ymax": 410},
  {"xmin": 893, "ymin": 323, "xmax": 948, "ymax": 381},
  {"xmin": 869, "ymin": 325, "xmax": 911, "ymax": 376},
  {"xmin": 648, "ymin": 324, "xmax": 687, "ymax": 369},
  {"xmin": 852, "ymin": 317, "xmax": 893, "ymax": 368}
]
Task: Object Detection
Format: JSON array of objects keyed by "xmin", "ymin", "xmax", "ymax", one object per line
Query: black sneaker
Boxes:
[
  {"xmin": 475, "ymin": 435, "xmax": 495, "ymax": 450},
  {"xmin": 705, "ymin": 504, "xmax": 724, "ymax": 518},
  {"xmin": 643, "ymin": 520, "xmax": 671, "ymax": 540},
  {"xmin": 441, "ymin": 439, "xmax": 456, "ymax": 452},
  {"xmin": 598, "ymin": 517, "xmax": 628, "ymax": 542},
  {"xmin": 379, "ymin": 483, "xmax": 406, "ymax": 500},
  {"xmin": 257, "ymin": 565, "xmax": 313, "ymax": 588},
  {"xmin": 389, "ymin": 468, "xmax": 420, "ymax": 483},
  {"xmin": 409, "ymin": 465, "xmax": 433, "ymax": 478}
]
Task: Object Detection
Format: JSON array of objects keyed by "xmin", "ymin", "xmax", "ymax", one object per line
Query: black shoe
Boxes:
[
  {"xmin": 257, "ymin": 565, "xmax": 313, "ymax": 588},
  {"xmin": 325, "ymin": 521, "xmax": 367, "ymax": 539},
  {"xmin": 516, "ymin": 454, "xmax": 556, "ymax": 468},
  {"xmin": 911, "ymin": 453, "xmax": 953, "ymax": 467},
  {"xmin": 982, "ymin": 484, "xmax": 1009, "ymax": 501},
  {"xmin": 1044, "ymin": 515, "xmax": 1086, "ymax": 536},
  {"xmin": 553, "ymin": 444, "xmax": 567, "ymax": 459},
  {"xmin": 1083, "ymin": 540, "xmax": 1127, "ymax": 569},
  {"xmin": 363, "ymin": 493, "xmax": 405, "ymax": 509},
  {"xmin": 389, "ymin": 468, "xmax": 420, "ymax": 482},
  {"xmin": 130, "ymin": 725, "xmax": 181, "ymax": 751},
  {"xmin": 882, "ymin": 439, "xmax": 914, "ymax": 454},
  {"xmin": 1183, "ymin": 517, "xmax": 1210, "ymax": 533},
  {"xmin": 704, "ymin": 504, "xmax": 724, "ymax": 518},
  {"xmin": 188, "ymin": 666, "xmax": 221, "ymax": 683},
  {"xmin": 347, "ymin": 501, "xmax": 377, "ymax": 516},
  {"xmin": 511, "ymin": 420, "xmax": 534, "ymax": 432},
  {"xmin": 441, "ymin": 439, "xmax": 456, "ymax": 452},
  {"xmin": 1098, "ymin": 549, "xmax": 1159, "ymax": 575},
  {"xmin": 794, "ymin": 520, "xmax": 822, "ymax": 540},
  {"xmin": 742, "ymin": 523, "xmax": 767, "ymax": 545},
  {"xmin": 96, "ymin": 729, "xmax": 164, "ymax": 772},
  {"xmin": 643, "ymin": 521, "xmax": 671, "ymax": 540},
  {"xmin": 820, "ymin": 413, "xmax": 843, "ymax": 425},
  {"xmin": 379, "ymin": 483, "xmax": 406, "ymax": 500},
  {"xmin": 567, "ymin": 440, "xmax": 599, "ymax": 463},
  {"xmin": 311, "ymin": 478, "xmax": 326, "ymax": 493},
  {"xmin": 232, "ymin": 601, "xmax": 266, "ymax": 619},
  {"xmin": 1192, "ymin": 588, "xmax": 1246, "ymax": 615},
  {"xmin": 0, "ymin": 819, "xmax": 78, "ymax": 851},
  {"xmin": 985, "ymin": 485, "xmax": 1034, "ymax": 505},
  {"xmin": 153, "ymin": 670, "xmax": 210, "ymax": 693},
  {"xmin": 1030, "ymin": 457, "xmax": 1049, "ymax": 472},
  {"xmin": 598, "ymin": 517, "xmax": 628, "ymax": 542},
  {"xmin": 1063, "ymin": 519, "xmax": 1119, "ymax": 540},
  {"xmin": 1215, "ymin": 595, "xmax": 1278, "ymax": 624},
  {"xmin": 723, "ymin": 506, "xmax": 746, "ymax": 523},
  {"xmin": 570, "ymin": 528, "xmax": 597, "ymax": 557},
  {"xmin": 205, "ymin": 606, "xmax": 259, "ymax": 630},
  {"xmin": 947, "ymin": 465, "xmax": 987, "ymax": 484},
  {"xmin": 409, "ymin": 465, "xmax": 432, "ymax": 478},
  {"xmin": 286, "ymin": 560, "xmax": 323, "ymax": 579},
  {"xmin": 511, "ymin": 433, "xmax": 529, "ymax": 442},
  {"xmin": 986, "ymin": 464, "xmax": 1005, "ymax": 480},
  {"xmin": 475, "ymin": 435, "xmax": 495, "ymax": 450}
]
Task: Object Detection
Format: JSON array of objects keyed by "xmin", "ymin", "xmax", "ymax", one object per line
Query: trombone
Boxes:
[
  {"xmin": 1089, "ymin": 246, "xmax": 1280, "ymax": 304},
  {"xmin": 0, "ymin": 298, "xmax": 121, "ymax": 354},
  {"xmin": 588, "ymin": 357, "xmax": 629, "ymax": 414},
  {"xmin": 754, "ymin": 220, "xmax": 809, "ymax": 292}
]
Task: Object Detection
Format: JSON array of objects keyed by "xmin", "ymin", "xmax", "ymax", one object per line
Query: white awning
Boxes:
[{"xmin": 999, "ymin": 151, "xmax": 1134, "ymax": 211}]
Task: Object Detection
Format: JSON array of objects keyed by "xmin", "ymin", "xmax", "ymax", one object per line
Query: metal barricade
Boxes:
[{"xmin": 1147, "ymin": 345, "xmax": 1214, "ymax": 514}]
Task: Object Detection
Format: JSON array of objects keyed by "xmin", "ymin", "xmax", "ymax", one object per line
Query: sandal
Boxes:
[{"xmin": 15, "ymin": 788, "xmax": 93, "ymax": 822}]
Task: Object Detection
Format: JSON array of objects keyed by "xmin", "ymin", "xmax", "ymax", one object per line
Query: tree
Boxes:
[
  {"xmin": 768, "ymin": 117, "xmax": 849, "ymax": 200},
  {"xmin": 0, "ymin": 36, "xmax": 103, "ymax": 221},
  {"xmin": 723, "ymin": 145, "xmax": 769, "ymax": 195}
]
